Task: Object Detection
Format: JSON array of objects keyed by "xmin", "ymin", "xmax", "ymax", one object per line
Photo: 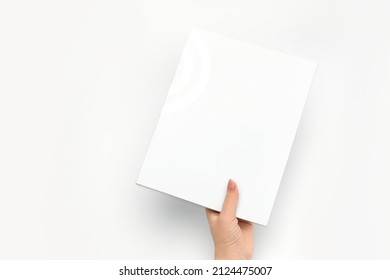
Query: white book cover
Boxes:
[{"xmin": 137, "ymin": 28, "xmax": 317, "ymax": 225}]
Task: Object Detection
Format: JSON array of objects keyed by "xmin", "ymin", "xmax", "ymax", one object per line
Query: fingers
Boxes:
[
  {"xmin": 237, "ymin": 217, "xmax": 252, "ymax": 225},
  {"xmin": 206, "ymin": 179, "xmax": 239, "ymax": 223},
  {"xmin": 220, "ymin": 179, "xmax": 238, "ymax": 219},
  {"xmin": 205, "ymin": 208, "xmax": 218, "ymax": 224}
]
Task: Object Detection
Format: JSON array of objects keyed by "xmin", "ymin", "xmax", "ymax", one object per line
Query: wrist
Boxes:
[{"xmin": 214, "ymin": 247, "xmax": 251, "ymax": 260}]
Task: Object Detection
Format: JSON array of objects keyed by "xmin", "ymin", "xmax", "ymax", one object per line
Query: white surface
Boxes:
[
  {"xmin": 137, "ymin": 28, "xmax": 317, "ymax": 225},
  {"xmin": 0, "ymin": 0, "xmax": 389, "ymax": 259}
]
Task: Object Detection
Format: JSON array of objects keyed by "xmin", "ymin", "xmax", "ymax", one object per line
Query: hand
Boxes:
[{"xmin": 206, "ymin": 179, "xmax": 254, "ymax": 260}]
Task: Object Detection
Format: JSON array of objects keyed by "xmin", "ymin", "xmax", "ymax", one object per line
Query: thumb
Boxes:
[{"xmin": 220, "ymin": 179, "xmax": 238, "ymax": 219}]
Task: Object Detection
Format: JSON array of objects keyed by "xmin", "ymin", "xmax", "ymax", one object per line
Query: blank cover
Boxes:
[{"xmin": 137, "ymin": 28, "xmax": 317, "ymax": 225}]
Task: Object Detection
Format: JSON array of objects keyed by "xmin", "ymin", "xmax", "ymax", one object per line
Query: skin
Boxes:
[{"xmin": 206, "ymin": 179, "xmax": 254, "ymax": 260}]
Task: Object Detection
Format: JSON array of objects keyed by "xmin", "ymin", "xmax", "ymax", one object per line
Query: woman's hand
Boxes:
[{"xmin": 206, "ymin": 179, "xmax": 254, "ymax": 260}]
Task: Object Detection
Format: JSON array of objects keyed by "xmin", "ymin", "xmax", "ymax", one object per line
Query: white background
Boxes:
[{"xmin": 1, "ymin": 0, "xmax": 389, "ymax": 259}]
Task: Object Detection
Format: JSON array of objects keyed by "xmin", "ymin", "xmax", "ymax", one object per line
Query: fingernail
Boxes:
[{"xmin": 228, "ymin": 179, "xmax": 236, "ymax": 191}]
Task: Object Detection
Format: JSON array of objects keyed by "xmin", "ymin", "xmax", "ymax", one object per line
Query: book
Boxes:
[{"xmin": 136, "ymin": 28, "xmax": 317, "ymax": 225}]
